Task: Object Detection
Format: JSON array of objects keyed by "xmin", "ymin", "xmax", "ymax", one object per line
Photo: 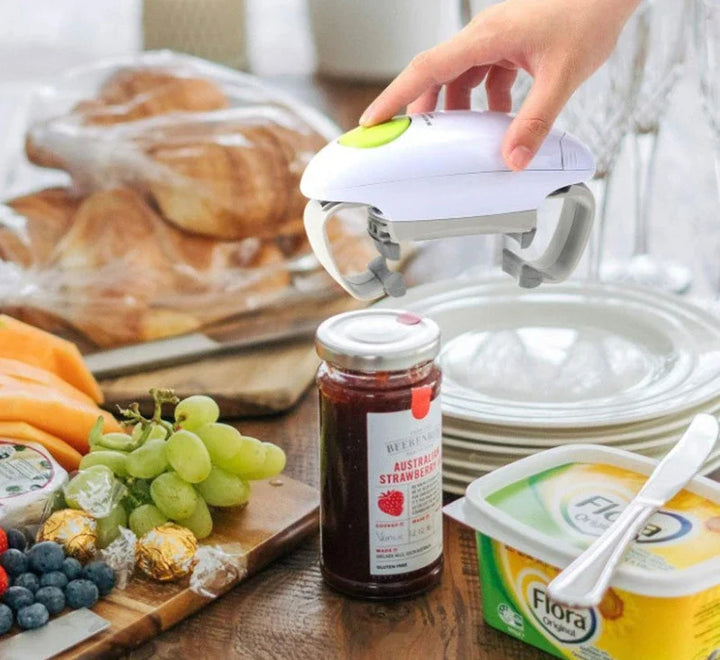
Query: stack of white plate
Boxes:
[{"xmin": 376, "ymin": 277, "xmax": 720, "ymax": 495}]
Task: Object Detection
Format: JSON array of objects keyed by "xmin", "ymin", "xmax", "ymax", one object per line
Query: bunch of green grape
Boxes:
[{"xmin": 71, "ymin": 394, "xmax": 286, "ymax": 542}]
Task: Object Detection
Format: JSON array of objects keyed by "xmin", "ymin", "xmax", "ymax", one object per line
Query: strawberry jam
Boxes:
[{"xmin": 315, "ymin": 309, "xmax": 443, "ymax": 599}]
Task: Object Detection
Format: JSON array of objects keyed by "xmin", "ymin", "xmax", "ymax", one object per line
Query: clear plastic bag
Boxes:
[{"xmin": 0, "ymin": 51, "xmax": 374, "ymax": 348}]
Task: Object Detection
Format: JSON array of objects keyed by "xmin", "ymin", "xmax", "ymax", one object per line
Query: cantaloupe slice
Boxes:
[
  {"xmin": 0, "ymin": 358, "xmax": 97, "ymax": 408},
  {"xmin": 0, "ymin": 383, "xmax": 122, "ymax": 453},
  {"xmin": 0, "ymin": 421, "xmax": 82, "ymax": 471},
  {"xmin": 0, "ymin": 314, "xmax": 103, "ymax": 403}
]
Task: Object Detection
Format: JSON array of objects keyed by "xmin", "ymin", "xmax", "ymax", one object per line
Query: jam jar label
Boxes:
[{"xmin": 366, "ymin": 395, "xmax": 443, "ymax": 576}]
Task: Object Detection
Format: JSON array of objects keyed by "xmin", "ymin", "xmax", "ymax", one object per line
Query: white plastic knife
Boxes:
[{"xmin": 547, "ymin": 413, "xmax": 719, "ymax": 608}]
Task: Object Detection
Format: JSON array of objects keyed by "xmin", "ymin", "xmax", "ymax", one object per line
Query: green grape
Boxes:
[
  {"xmin": 129, "ymin": 503, "xmax": 168, "ymax": 538},
  {"xmin": 196, "ymin": 423, "xmax": 266, "ymax": 477},
  {"xmin": 150, "ymin": 472, "xmax": 198, "ymax": 519},
  {"xmin": 131, "ymin": 423, "xmax": 169, "ymax": 444},
  {"xmin": 96, "ymin": 504, "xmax": 128, "ymax": 548},
  {"xmin": 96, "ymin": 432, "xmax": 136, "ymax": 452},
  {"xmin": 126, "ymin": 439, "xmax": 169, "ymax": 479},
  {"xmin": 131, "ymin": 423, "xmax": 143, "ymax": 443},
  {"xmin": 63, "ymin": 465, "xmax": 114, "ymax": 510},
  {"xmin": 166, "ymin": 430, "xmax": 212, "ymax": 483},
  {"xmin": 241, "ymin": 443, "xmax": 287, "ymax": 481},
  {"xmin": 175, "ymin": 395, "xmax": 220, "ymax": 431},
  {"xmin": 87, "ymin": 416, "xmax": 104, "ymax": 451},
  {"xmin": 79, "ymin": 450, "xmax": 129, "ymax": 478},
  {"xmin": 176, "ymin": 497, "xmax": 213, "ymax": 539},
  {"xmin": 195, "ymin": 467, "xmax": 249, "ymax": 507}
]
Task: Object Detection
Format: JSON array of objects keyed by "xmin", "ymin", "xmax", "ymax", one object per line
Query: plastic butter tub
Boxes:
[
  {"xmin": 0, "ymin": 439, "xmax": 68, "ymax": 529},
  {"xmin": 443, "ymin": 444, "xmax": 720, "ymax": 660}
]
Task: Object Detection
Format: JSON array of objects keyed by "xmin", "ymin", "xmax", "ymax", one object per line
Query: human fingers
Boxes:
[
  {"xmin": 501, "ymin": 71, "xmax": 574, "ymax": 170},
  {"xmin": 485, "ymin": 65, "xmax": 518, "ymax": 113},
  {"xmin": 359, "ymin": 27, "xmax": 498, "ymax": 125},
  {"xmin": 407, "ymin": 85, "xmax": 442, "ymax": 114},
  {"xmin": 444, "ymin": 65, "xmax": 490, "ymax": 110}
]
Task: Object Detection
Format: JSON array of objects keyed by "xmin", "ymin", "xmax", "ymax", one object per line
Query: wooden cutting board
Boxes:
[
  {"xmin": 100, "ymin": 339, "xmax": 320, "ymax": 418},
  {"xmin": 97, "ymin": 297, "xmax": 366, "ymax": 418},
  {"xmin": 42, "ymin": 476, "xmax": 319, "ymax": 658}
]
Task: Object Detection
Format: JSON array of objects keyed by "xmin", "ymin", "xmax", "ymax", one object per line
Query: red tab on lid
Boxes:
[
  {"xmin": 411, "ymin": 386, "xmax": 432, "ymax": 419},
  {"xmin": 397, "ymin": 312, "xmax": 421, "ymax": 326}
]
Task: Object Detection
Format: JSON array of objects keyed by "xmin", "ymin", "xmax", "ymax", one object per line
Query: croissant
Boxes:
[
  {"xmin": 146, "ymin": 121, "xmax": 325, "ymax": 240},
  {"xmin": 79, "ymin": 68, "xmax": 229, "ymax": 126},
  {"xmin": 25, "ymin": 68, "xmax": 229, "ymax": 169},
  {"xmin": 276, "ymin": 212, "xmax": 377, "ymax": 278},
  {"xmin": 39, "ymin": 188, "xmax": 291, "ymax": 346},
  {"xmin": 1, "ymin": 188, "xmax": 81, "ymax": 267}
]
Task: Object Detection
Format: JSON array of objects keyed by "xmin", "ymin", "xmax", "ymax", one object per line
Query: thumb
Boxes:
[{"xmin": 502, "ymin": 74, "xmax": 573, "ymax": 171}]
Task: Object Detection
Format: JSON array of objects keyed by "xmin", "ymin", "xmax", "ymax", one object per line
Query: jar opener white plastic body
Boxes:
[{"xmin": 300, "ymin": 110, "xmax": 596, "ymax": 299}]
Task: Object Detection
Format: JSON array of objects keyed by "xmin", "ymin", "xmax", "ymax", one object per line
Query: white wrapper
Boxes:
[
  {"xmin": 189, "ymin": 543, "xmax": 248, "ymax": 598},
  {"xmin": 0, "ymin": 440, "xmax": 68, "ymax": 528},
  {"xmin": 100, "ymin": 526, "xmax": 137, "ymax": 590}
]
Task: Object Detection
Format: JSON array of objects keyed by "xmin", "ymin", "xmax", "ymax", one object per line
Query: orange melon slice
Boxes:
[
  {"xmin": 0, "ymin": 314, "xmax": 103, "ymax": 403},
  {"xmin": 0, "ymin": 421, "xmax": 82, "ymax": 471},
  {"xmin": 0, "ymin": 358, "xmax": 97, "ymax": 407},
  {"xmin": 0, "ymin": 383, "xmax": 122, "ymax": 453}
]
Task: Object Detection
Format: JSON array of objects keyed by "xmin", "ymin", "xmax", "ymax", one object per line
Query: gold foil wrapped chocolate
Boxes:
[
  {"xmin": 136, "ymin": 523, "xmax": 197, "ymax": 582},
  {"xmin": 38, "ymin": 509, "xmax": 98, "ymax": 562}
]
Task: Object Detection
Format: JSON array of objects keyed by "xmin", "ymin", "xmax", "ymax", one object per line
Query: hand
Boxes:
[{"xmin": 359, "ymin": 0, "xmax": 641, "ymax": 170}]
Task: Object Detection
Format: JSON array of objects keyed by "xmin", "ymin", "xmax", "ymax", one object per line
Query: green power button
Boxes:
[{"xmin": 338, "ymin": 117, "xmax": 411, "ymax": 148}]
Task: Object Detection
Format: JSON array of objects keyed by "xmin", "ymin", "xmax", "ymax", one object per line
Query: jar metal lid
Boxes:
[{"xmin": 315, "ymin": 309, "xmax": 441, "ymax": 372}]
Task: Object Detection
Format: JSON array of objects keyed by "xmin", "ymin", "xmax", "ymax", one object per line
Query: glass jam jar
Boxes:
[{"xmin": 315, "ymin": 309, "xmax": 443, "ymax": 599}]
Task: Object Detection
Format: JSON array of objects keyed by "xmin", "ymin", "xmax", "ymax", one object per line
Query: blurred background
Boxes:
[{"xmin": 0, "ymin": 0, "xmax": 717, "ymax": 294}]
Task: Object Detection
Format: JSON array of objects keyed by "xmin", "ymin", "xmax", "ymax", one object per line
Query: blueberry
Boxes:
[
  {"xmin": 82, "ymin": 561, "xmax": 115, "ymax": 597},
  {"xmin": 0, "ymin": 603, "xmax": 12, "ymax": 635},
  {"xmin": 27, "ymin": 542, "xmax": 64, "ymax": 573},
  {"xmin": 6, "ymin": 529, "xmax": 28, "ymax": 551},
  {"xmin": 2, "ymin": 586, "xmax": 34, "ymax": 612},
  {"xmin": 61, "ymin": 557, "xmax": 82, "ymax": 581},
  {"xmin": 16, "ymin": 602, "xmax": 49, "ymax": 630},
  {"xmin": 34, "ymin": 586, "xmax": 65, "ymax": 616},
  {"xmin": 64, "ymin": 579, "xmax": 98, "ymax": 609},
  {"xmin": 13, "ymin": 572, "xmax": 39, "ymax": 593},
  {"xmin": 40, "ymin": 570, "xmax": 68, "ymax": 590},
  {"xmin": 0, "ymin": 549, "xmax": 28, "ymax": 576}
]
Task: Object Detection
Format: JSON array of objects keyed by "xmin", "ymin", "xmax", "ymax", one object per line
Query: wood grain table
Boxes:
[
  {"xmin": 123, "ymin": 73, "xmax": 720, "ymax": 660},
  {"xmin": 119, "ymin": 75, "xmax": 558, "ymax": 660}
]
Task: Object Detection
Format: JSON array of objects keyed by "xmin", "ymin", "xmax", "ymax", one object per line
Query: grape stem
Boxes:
[{"xmin": 117, "ymin": 388, "xmax": 179, "ymax": 439}]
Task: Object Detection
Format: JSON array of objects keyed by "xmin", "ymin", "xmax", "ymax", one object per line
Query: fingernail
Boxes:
[
  {"xmin": 508, "ymin": 145, "xmax": 533, "ymax": 170},
  {"xmin": 359, "ymin": 105, "xmax": 375, "ymax": 126}
]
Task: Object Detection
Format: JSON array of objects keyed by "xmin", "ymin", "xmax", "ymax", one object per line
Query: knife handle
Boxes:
[{"xmin": 547, "ymin": 500, "xmax": 653, "ymax": 609}]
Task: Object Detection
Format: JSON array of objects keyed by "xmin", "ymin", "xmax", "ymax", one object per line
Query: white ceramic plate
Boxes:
[
  {"xmin": 441, "ymin": 439, "xmax": 677, "ymax": 472},
  {"xmin": 442, "ymin": 397, "xmax": 720, "ymax": 445},
  {"xmin": 377, "ymin": 278, "xmax": 720, "ymax": 428},
  {"xmin": 442, "ymin": 431, "xmax": 683, "ymax": 456},
  {"xmin": 442, "ymin": 479, "xmax": 469, "ymax": 496},
  {"xmin": 441, "ymin": 402, "xmax": 720, "ymax": 449}
]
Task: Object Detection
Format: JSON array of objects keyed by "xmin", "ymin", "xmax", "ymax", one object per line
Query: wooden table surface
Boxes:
[{"xmin": 123, "ymin": 76, "xmax": 552, "ymax": 660}]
